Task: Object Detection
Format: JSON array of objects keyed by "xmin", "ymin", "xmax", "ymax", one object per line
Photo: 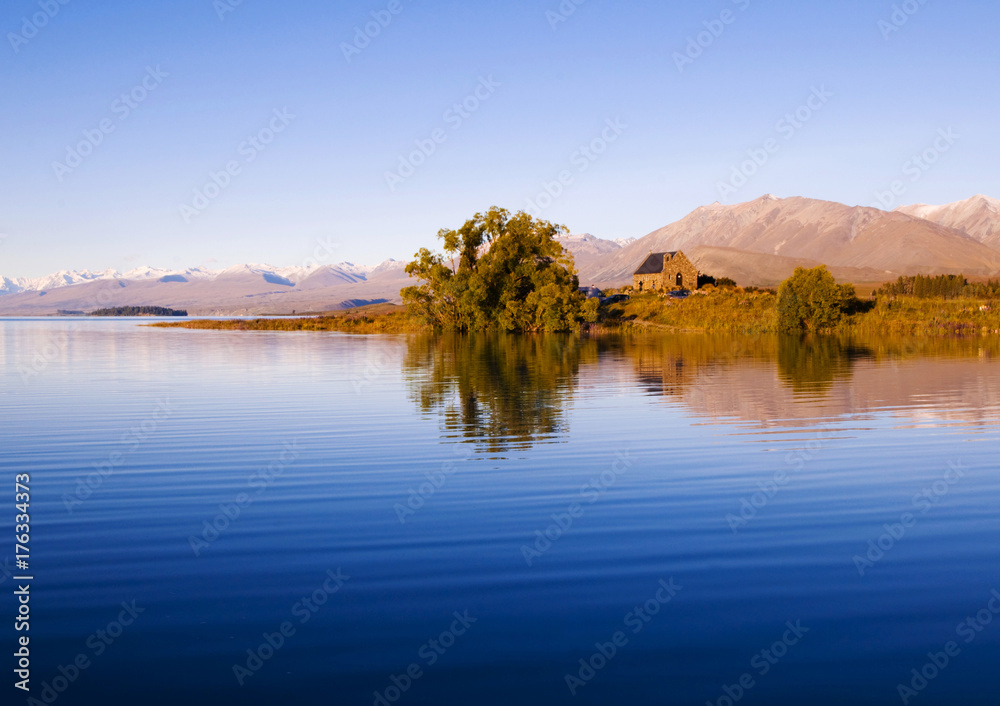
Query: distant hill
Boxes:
[
  {"xmin": 0, "ymin": 261, "xmax": 410, "ymax": 316},
  {"xmin": 584, "ymin": 195, "xmax": 1000, "ymax": 286},
  {"xmin": 0, "ymin": 263, "xmax": 375, "ymax": 296},
  {"xmin": 6, "ymin": 194, "xmax": 1000, "ymax": 313},
  {"xmin": 0, "ymin": 266, "xmax": 217, "ymax": 296},
  {"xmin": 557, "ymin": 233, "xmax": 632, "ymax": 284},
  {"xmin": 684, "ymin": 246, "xmax": 892, "ymax": 288},
  {"xmin": 897, "ymin": 195, "xmax": 1000, "ymax": 249}
]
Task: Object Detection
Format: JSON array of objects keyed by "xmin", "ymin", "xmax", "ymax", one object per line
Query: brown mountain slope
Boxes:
[
  {"xmin": 587, "ymin": 195, "xmax": 1000, "ymax": 285},
  {"xmin": 685, "ymin": 246, "xmax": 891, "ymax": 288},
  {"xmin": 896, "ymin": 195, "xmax": 1000, "ymax": 249}
]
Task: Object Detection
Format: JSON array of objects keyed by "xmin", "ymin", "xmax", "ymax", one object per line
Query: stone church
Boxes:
[{"xmin": 633, "ymin": 251, "xmax": 699, "ymax": 292}]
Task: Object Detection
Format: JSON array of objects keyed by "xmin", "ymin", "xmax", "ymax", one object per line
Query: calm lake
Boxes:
[{"xmin": 3, "ymin": 318, "xmax": 1000, "ymax": 705}]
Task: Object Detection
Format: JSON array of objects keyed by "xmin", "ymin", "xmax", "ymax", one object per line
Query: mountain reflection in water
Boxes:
[{"xmin": 404, "ymin": 333, "xmax": 1000, "ymax": 447}]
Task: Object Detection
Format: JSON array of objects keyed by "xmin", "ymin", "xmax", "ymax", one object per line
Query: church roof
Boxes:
[{"xmin": 633, "ymin": 252, "xmax": 679, "ymax": 275}]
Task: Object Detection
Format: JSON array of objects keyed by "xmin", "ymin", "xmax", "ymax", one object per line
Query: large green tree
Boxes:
[
  {"xmin": 777, "ymin": 266, "xmax": 855, "ymax": 333},
  {"xmin": 402, "ymin": 207, "xmax": 598, "ymax": 332}
]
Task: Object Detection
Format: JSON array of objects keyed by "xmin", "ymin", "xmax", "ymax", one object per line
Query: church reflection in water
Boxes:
[{"xmin": 403, "ymin": 332, "xmax": 1000, "ymax": 450}]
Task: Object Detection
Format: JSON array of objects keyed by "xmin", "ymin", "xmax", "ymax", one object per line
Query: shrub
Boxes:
[{"xmin": 777, "ymin": 266, "xmax": 855, "ymax": 333}]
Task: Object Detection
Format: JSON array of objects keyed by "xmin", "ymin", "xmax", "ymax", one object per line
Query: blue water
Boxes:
[{"xmin": 2, "ymin": 319, "xmax": 1000, "ymax": 705}]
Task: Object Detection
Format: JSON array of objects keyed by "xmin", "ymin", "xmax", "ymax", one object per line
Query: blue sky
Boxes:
[{"xmin": 2, "ymin": 0, "xmax": 998, "ymax": 277}]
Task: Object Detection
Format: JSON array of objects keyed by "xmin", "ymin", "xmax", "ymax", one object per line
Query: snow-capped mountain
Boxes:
[
  {"xmin": 0, "ymin": 266, "xmax": 215, "ymax": 295},
  {"xmin": 0, "ymin": 261, "xmax": 387, "ymax": 296},
  {"xmin": 0, "ymin": 257, "xmax": 415, "ymax": 316},
  {"xmin": 367, "ymin": 259, "xmax": 407, "ymax": 278},
  {"xmin": 1, "ymin": 268, "xmax": 120, "ymax": 295},
  {"xmin": 555, "ymin": 233, "xmax": 634, "ymax": 283},
  {"xmin": 896, "ymin": 195, "xmax": 1000, "ymax": 249},
  {"xmin": 120, "ymin": 266, "xmax": 216, "ymax": 282},
  {"xmin": 588, "ymin": 194, "xmax": 1000, "ymax": 285},
  {"xmin": 0, "ymin": 235, "xmax": 632, "ymax": 313},
  {"xmin": 1, "ymin": 233, "xmax": 625, "ymax": 298},
  {"xmin": 557, "ymin": 233, "xmax": 625, "ymax": 253}
]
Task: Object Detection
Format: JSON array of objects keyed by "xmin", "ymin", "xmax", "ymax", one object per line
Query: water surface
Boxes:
[{"xmin": 2, "ymin": 319, "xmax": 999, "ymax": 705}]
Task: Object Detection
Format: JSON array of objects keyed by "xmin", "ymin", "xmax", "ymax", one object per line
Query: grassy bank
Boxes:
[
  {"xmin": 596, "ymin": 290, "xmax": 779, "ymax": 334},
  {"xmin": 842, "ymin": 297, "xmax": 1000, "ymax": 337},
  {"xmin": 149, "ymin": 304, "xmax": 428, "ymax": 334},
  {"xmin": 151, "ymin": 291, "xmax": 1000, "ymax": 338},
  {"xmin": 592, "ymin": 290, "xmax": 1000, "ymax": 337}
]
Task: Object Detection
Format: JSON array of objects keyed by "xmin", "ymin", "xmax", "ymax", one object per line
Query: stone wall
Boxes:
[
  {"xmin": 665, "ymin": 252, "xmax": 699, "ymax": 290},
  {"xmin": 634, "ymin": 273, "xmax": 663, "ymax": 292},
  {"xmin": 633, "ymin": 252, "xmax": 700, "ymax": 292}
]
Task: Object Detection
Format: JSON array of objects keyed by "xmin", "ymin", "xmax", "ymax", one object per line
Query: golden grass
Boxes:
[
  {"xmin": 149, "ymin": 293, "xmax": 1000, "ymax": 338},
  {"xmin": 149, "ymin": 304, "xmax": 428, "ymax": 334},
  {"xmin": 595, "ymin": 290, "xmax": 779, "ymax": 335},
  {"xmin": 843, "ymin": 297, "xmax": 1000, "ymax": 337}
]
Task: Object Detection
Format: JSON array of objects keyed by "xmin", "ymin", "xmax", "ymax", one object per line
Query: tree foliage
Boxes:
[
  {"xmin": 875, "ymin": 274, "xmax": 1000, "ymax": 300},
  {"xmin": 401, "ymin": 207, "xmax": 597, "ymax": 332},
  {"xmin": 777, "ymin": 266, "xmax": 855, "ymax": 333},
  {"xmin": 91, "ymin": 306, "xmax": 187, "ymax": 317}
]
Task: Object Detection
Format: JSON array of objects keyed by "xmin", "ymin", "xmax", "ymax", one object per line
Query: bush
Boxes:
[{"xmin": 777, "ymin": 266, "xmax": 855, "ymax": 333}]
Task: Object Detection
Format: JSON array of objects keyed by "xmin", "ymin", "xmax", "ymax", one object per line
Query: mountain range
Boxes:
[
  {"xmin": 1, "ymin": 195, "xmax": 998, "ymax": 315},
  {"xmin": 896, "ymin": 196, "xmax": 1000, "ymax": 249},
  {"xmin": 586, "ymin": 194, "xmax": 1000, "ymax": 286},
  {"xmin": 0, "ymin": 262, "xmax": 376, "ymax": 296},
  {"xmin": 0, "ymin": 261, "xmax": 409, "ymax": 316}
]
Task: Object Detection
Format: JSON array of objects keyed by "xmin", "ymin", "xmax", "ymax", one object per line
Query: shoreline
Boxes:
[{"xmin": 149, "ymin": 291, "xmax": 1000, "ymax": 338}]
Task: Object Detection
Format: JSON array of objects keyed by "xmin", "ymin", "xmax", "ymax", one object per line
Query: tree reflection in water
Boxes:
[
  {"xmin": 403, "ymin": 334, "xmax": 597, "ymax": 455},
  {"xmin": 405, "ymin": 332, "xmax": 1000, "ymax": 445},
  {"xmin": 776, "ymin": 335, "xmax": 873, "ymax": 394}
]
